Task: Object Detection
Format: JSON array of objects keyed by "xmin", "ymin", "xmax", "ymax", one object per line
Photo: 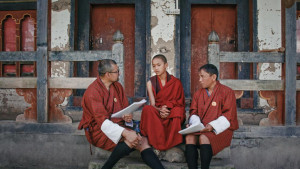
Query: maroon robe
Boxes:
[
  {"xmin": 190, "ymin": 81, "xmax": 239, "ymax": 155},
  {"xmin": 78, "ymin": 76, "xmax": 128, "ymax": 151},
  {"xmin": 140, "ymin": 73, "xmax": 186, "ymax": 150}
]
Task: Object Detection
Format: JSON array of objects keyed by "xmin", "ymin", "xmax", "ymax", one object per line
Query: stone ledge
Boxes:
[
  {"xmin": 88, "ymin": 158, "xmax": 234, "ymax": 169},
  {"xmin": 92, "ymin": 145, "xmax": 231, "ymax": 163}
]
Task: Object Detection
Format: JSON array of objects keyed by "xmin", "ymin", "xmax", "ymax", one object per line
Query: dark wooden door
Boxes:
[
  {"xmin": 90, "ymin": 5, "xmax": 135, "ymax": 97},
  {"xmin": 191, "ymin": 5, "xmax": 237, "ymax": 94}
]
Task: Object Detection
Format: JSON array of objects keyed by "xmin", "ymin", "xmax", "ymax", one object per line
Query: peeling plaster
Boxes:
[
  {"xmin": 257, "ymin": 0, "xmax": 282, "ymax": 108},
  {"xmin": 257, "ymin": 0, "xmax": 281, "ymax": 50},
  {"xmin": 51, "ymin": 9, "xmax": 70, "ymax": 51},
  {"xmin": 151, "ymin": 0, "xmax": 176, "ymax": 76},
  {"xmin": 52, "ymin": 0, "xmax": 71, "ymax": 12},
  {"xmin": 151, "ymin": 0, "xmax": 175, "ymax": 45}
]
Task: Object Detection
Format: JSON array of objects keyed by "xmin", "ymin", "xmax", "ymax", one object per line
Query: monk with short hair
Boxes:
[
  {"xmin": 78, "ymin": 59, "xmax": 164, "ymax": 169},
  {"xmin": 185, "ymin": 64, "xmax": 239, "ymax": 169},
  {"xmin": 140, "ymin": 54, "xmax": 186, "ymax": 151}
]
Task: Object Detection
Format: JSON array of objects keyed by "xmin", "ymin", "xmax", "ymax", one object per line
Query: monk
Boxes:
[
  {"xmin": 140, "ymin": 54, "xmax": 186, "ymax": 151},
  {"xmin": 78, "ymin": 59, "xmax": 164, "ymax": 169},
  {"xmin": 184, "ymin": 64, "xmax": 239, "ymax": 169}
]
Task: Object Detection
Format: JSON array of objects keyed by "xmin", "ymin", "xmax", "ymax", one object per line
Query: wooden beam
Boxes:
[
  {"xmin": 36, "ymin": 0, "xmax": 48, "ymax": 123},
  {"xmin": 220, "ymin": 52, "xmax": 285, "ymax": 63},
  {"xmin": 49, "ymin": 78, "xmax": 96, "ymax": 89},
  {"xmin": 0, "ymin": 52, "xmax": 36, "ymax": 61},
  {"xmin": 134, "ymin": 0, "xmax": 147, "ymax": 97},
  {"xmin": 180, "ymin": 0, "xmax": 191, "ymax": 98},
  {"xmin": 49, "ymin": 51, "xmax": 112, "ymax": 61},
  {"xmin": 297, "ymin": 80, "xmax": 300, "ymax": 91},
  {"xmin": 189, "ymin": 0, "xmax": 237, "ymax": 4},
  {"xmin": 285, "ymin": 4, "xmax": 297, "ymax": 126},
  {"xmin": 0, "ymin": 78, "xmax": 36, "ymax": 88},
  {"xmin": 219, "ymin": 80, "xmax": 284, "ymax": 91},
  {"xmin": 89, "ymin": 0, "xmax": 135, "ymax": 4}
]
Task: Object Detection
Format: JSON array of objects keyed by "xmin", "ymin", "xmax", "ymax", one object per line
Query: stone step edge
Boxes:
[{"xmin": 88, "ymin": 158, "xmax": 235, "ymax": 169}]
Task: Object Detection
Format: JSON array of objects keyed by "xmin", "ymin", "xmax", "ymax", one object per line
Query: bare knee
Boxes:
[
  {"xmin": 199, "ymin": 134, "xmax": 210, "ymax": 145},
  {"xmin": 135, "ymin": 136, "xmax": 151, "ymax": 152},
  {"xmin": 185, "ymin": 134, "xmax": 196, "ymax": 144}
]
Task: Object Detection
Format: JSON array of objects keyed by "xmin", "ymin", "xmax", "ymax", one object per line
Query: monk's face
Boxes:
[
  {"xmin": 152, "ymin": 58, "xmax": 168, "ymax": 76},
  {"xmin": 108, "ymin": 64, "xmax": 120, "ymax": 82},
  {"xmin": 199, "ymin": 69, "xmax": 216, "ymax": 89}
]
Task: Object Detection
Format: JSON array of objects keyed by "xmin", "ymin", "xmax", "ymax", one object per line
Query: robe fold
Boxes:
[
  {"xmin": 78, "ymin": 76, "xmax": 128, "ymax": 151},
  {"xmin": 140, "ymin": 73, "xmax": 186, "ymax": 150},
  {"xmin": 190, "ymin": 81, "xmax": 239, "ymax": 155}
]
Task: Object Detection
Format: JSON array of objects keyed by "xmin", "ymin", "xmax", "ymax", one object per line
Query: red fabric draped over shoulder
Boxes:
[
  {"xmin": 140, "ymin": 74, "xmax": 186, "ymax": 150},
  {"xmin": 189, "ymin": 81, "xmax": 239, "ymax": 155},
  {"xmin": 78, "ymin": 76, "xmax": 128, "ymax": 151}
]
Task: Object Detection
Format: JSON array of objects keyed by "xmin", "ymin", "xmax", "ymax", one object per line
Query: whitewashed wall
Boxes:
[
  {"xmin": 51, "ymin": 0, "xmax": 72, "ymax": 106},
  {"xmin": 150, "ymin": 0, "xmax": 177, "ymax": 76},
  {"xmin": 257, "ymin": 0, "xmax": 282, "ymax": 108}
]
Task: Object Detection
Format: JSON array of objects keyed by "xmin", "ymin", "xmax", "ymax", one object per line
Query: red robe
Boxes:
[
  {"xmin": 190, "ymin": 81, "xmax": 239, "ymax": 155},
  {"xmin": 140, "ymin": 74, "xmax": 186, "ymax": 150},
  {"xmin": 78, "ymin": 76, "xmax": 128, "ymax": 151}
]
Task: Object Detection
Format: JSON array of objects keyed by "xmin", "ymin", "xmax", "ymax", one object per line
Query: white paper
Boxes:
[
  {"xmin": 178, "ymin": 123, "xmax": 205, "ymax": 135},
  {"xmin": 111, "ymin": 99, "xmax": 147, "ymax": 118}
]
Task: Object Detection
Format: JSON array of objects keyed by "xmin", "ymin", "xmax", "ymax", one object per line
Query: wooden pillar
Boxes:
[
  {"xmin": 208, "ymin": 31, "xmax": 220, "ymax": 71},
  {"xmin": 112, "ymin": 30, "xmax": 125, "ymax": 87},
  {"xmin": 36, "ymin": 0, "xmax": 48, "ymax": 123},
  {"xmin": 285, "ymin": 3, "xmax": 297, "ymax": 126}
]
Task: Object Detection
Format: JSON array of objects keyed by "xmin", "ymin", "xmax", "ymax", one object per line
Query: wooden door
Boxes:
[
  {"xmin": 191, "ymin": 5, "xmax": 237, "ymax": 94},
  {"xmin": 90, "ymin": 5, "xmax": 135, "ymax": 97}
]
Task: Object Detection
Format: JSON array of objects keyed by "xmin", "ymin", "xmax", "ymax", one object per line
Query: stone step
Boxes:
[
  {"xmin": 92, "ymin": 146, "xmax": 231, "ymax": 163},
  {"xmin": 88, "ymin": 158, "xmax": 234, "ymax": 169}
]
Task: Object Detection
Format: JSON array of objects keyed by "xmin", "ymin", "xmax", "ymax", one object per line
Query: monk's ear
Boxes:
[
  {"xmin": 212, "ymin": 74, "xmax": 217, "ymax": 81},
  {"xmin": 165, "ymin": 62, "xmax": 168, "ymax": 68}
]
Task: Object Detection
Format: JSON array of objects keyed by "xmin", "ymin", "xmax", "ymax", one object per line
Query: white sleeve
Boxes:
[
  {"xmin": 101, "ymin": 119, "xmax": 125, "ymax": 144},
  {"xmin": 189, "ymin": 115, "xmax": 201, "ymax": 125},
  {"xmin": 209, "ymin": 116, "xmax": 230, "ymax": 135}
]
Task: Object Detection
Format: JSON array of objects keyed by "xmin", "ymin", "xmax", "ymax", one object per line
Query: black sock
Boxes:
[
  {"xmin": 141, "ymin": 148, "xmax": 165, "ymax": 169},
  {"xmin": 185, "ymin": 144, "xmax": 198, "ymax": 169},
  {"xmin": 102, "ymin": 142, "xmax": 133, "ymax": 169},
  {"xmin": 200, "ymin": 144, "xmax": 213, "ymax": 169}
]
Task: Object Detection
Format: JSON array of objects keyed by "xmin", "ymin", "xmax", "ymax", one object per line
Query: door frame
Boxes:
[
  {"xmin": 180, "ymin": 0, "xmax": 250, "ymax": 98},
  {"xmin": 77, "ymin": 0, "xmax": 151, "ymax": 97}
]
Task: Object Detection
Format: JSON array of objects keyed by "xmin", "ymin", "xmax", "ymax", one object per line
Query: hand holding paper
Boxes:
[
  {"xmin": 111, "ymin": 99, "xmax": 147, "ymax": 118},
  {"xmin": 178, "ymin": 123, "xmax": 205, "ymax": 135}
]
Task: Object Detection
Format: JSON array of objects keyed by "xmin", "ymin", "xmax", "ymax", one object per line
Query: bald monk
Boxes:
[
  {"xmin": 78, "ymin": 59, "xmax": 164, "ymax": 169},
  {"xmin": 140, "ymin": 54, "xmax": 186, "ymax": 151},
  {"xmin": 184, "ymin": 64, "xmax": 239, "ymax": 169}
]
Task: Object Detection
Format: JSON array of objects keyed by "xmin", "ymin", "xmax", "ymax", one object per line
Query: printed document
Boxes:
[
  {"xmin": 111, "ymin": 99, "xmax": 147, "ymax": 118},
  {"xmin": 178, "ymin": 123, "xmax": 205, "ymax": 135}
]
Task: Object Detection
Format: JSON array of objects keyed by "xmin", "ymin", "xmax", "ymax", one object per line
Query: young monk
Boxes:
[
  {"xmin": 140, "ymin": 54, "xmax": 186, "ymax": 151},
  {"xmin": 185, "ymin": 64, "xmax": 239, "ymax": 169},
  {"xmin": 78, "ymin": 59, "xmax": 164, "ymax": 169}
]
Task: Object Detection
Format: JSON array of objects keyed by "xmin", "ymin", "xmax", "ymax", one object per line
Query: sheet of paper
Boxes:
[
  {"xmin": 111, "ymin": 99, "xmax": 147, "ymax": 118},
  {"xmin": 178, "ymin": 123, "xmax": 205, "ymax": 135}
]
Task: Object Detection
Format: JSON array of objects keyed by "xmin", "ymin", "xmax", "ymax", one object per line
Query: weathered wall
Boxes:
[
  {"xmin": 51, "ymin": 0, "xmax": 72, "ymax": 107},
  {"xmin": 150, "ymin": 0, "xmax": 177, "ymax": 76},
  {"xmin": 0, "ymin": 90, "xmax": 29, "ymax": 120},
  {"xmin": 257, "ymin": 0, "xmax": 282, "ymax": 107}
]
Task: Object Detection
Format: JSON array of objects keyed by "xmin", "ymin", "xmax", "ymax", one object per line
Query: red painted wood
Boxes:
[
  {"xmin": 90, "ymin": 5, "xmax": 135, "ymax": 97},
  {"xmin": 21, "ymin": 15, "xmax": 35, "ymax": 51},
  {"xmin": 191, "ymin": 5, "xmax": 237, "ymax": 95},
  {"xmin": 3, "ymin": 16, "xmax": 16, "ymax": 52}
]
